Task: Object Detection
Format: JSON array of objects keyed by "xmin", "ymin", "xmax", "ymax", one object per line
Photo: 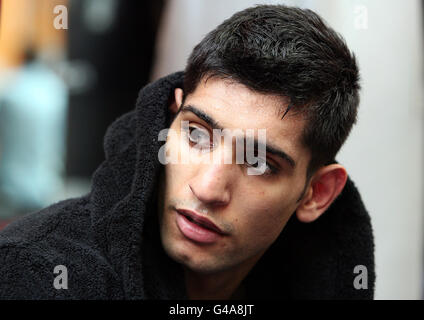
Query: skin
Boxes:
[{"xmin": 157, "ymin": 76, "xmax": 348, "ymax": 300}]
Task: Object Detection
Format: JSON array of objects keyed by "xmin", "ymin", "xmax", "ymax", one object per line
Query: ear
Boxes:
[
  {"xmin": 169, "ymin": 88, "xmax": 184, "ymax": 115},
  {"xmin": 296, "ymin": 164, "xmax": 348, "ymax": 223}
]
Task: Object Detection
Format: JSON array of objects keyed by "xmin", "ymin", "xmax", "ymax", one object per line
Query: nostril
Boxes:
[{"xmin": 189, "ymin": 182, "xmax": 230, "ymax": 206}]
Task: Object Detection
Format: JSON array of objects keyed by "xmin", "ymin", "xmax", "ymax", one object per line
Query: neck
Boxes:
[{"xmin": 184, "ymin": 252, "xmax": 263, "ymax": 300}]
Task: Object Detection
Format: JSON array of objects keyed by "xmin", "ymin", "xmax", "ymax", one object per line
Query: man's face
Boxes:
[{"xmin": 158, "ymin": 77, "xmax": 311, "ymax": 275}]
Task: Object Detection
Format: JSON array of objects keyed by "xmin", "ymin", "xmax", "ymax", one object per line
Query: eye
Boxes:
[
  {"xmin": 185, "ymin": 125, "xmax": 213, "ymax": 150},
  {"xmin": 245, "ymin": 158, "xmax": 279, "ymax": 177}
]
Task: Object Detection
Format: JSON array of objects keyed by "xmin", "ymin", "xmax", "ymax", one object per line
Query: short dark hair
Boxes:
[{"xmin": 183, "ymin": 5, "xmax": 360, "ymax": 182}]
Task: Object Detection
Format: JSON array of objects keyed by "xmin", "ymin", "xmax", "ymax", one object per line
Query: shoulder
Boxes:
[
  {"xmin": 0, "ymin": 197, "xmax": 122, "ymax": 299},
  {"xmin": 0, "ymin": 238, "xmax": 58, "ymax": 299},
  {"xmin": 0, "ymin": 196, "xmax": 91, "ymax": 248}
]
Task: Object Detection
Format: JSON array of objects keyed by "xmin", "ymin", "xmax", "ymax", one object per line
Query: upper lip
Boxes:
[{"xmin": 176, "ymin": 208, "xmax": 226, "ymax": 235}]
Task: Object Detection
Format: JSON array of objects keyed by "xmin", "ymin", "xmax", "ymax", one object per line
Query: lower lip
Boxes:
[{"xmin": 175, "ymin": 211, "xmax": 222, "ymax": 244}]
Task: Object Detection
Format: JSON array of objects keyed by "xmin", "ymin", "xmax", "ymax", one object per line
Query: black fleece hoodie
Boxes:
[{"xmin": 0, "ymin": 72, "xmax": 375, "ymax": 299}]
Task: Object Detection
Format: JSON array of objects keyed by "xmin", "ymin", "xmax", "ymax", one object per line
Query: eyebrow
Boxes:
[{"xmin": 180, "ymin": 105, "xmax": 297, "ymax": 169}]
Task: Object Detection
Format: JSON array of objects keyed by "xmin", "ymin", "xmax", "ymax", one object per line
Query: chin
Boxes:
[
  {"xmin": 161, "ymin": 234, "xmax": 226, "ymax": 274},
  {"xmin": 182, "ymin": 258, "xmax": 228, "ymax": 275}
]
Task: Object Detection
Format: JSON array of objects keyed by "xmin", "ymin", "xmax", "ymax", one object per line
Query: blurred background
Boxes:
[{"xmin": 0, "ymin": 0, "xmax": 422, "ymax": 299}]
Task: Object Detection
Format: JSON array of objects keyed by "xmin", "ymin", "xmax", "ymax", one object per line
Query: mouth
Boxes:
[{"xmin": 175, "ymin": 208, "xmax": 227, "ymax": 244}]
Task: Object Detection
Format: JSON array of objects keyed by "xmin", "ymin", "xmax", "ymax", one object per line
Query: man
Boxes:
[{"xmin": 0, "ymin": 5, "xmax": 374, "ymax": 299}]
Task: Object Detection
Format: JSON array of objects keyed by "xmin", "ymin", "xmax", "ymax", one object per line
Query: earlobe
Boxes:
[
  {"xmin": 296, "ymin": 164, "xmax": 348, "ymax": 223},
  {"xmin": 169, "ymin": 88, "xmax": 184, "ymax": 115}
]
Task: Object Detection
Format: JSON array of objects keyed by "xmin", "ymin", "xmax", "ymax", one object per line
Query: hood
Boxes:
[{"xmin": 89, "ymin": 71, "xmax": 375, "ymax": 299}]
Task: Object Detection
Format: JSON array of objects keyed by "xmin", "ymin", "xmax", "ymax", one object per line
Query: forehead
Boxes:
[{"xmin": 184, "ymin": 77, "xmax": 310, "ymax": 169}]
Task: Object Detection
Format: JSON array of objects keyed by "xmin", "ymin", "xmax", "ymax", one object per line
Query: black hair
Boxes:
[{"xmin": 183, "ymin": 5, "xmax": 360, "ymax": 182}]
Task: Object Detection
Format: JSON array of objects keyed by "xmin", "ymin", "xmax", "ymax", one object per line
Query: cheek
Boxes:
[
  {"xmin": 164, "ymin": 164, "xmax": 191, "ymax": 202},
  {"xmin": 164, "ymin": 123, "xmax": 190, "ymax": 166},
  {"xmin": 164, "ymin": 135, "xmax": 192, "ymax": 186},
  {"xmin": 232, "ymin": 188, "xmax": 293, "ymax": 244}
]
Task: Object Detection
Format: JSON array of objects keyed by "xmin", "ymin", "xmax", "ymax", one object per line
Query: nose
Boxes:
[{"xmin": 189, "ymin": 162, "xmax": 234, "ymax": 207}]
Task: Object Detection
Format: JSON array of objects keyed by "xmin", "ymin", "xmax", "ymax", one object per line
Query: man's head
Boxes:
[{"xmin": 158, "ymin": 5, "xmax": 359, "ymax": 276}]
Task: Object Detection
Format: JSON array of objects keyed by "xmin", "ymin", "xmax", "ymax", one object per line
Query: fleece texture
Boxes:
[{"xmin": 0, "ymin": 71, "xmax": 375, "ymax": 299}]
